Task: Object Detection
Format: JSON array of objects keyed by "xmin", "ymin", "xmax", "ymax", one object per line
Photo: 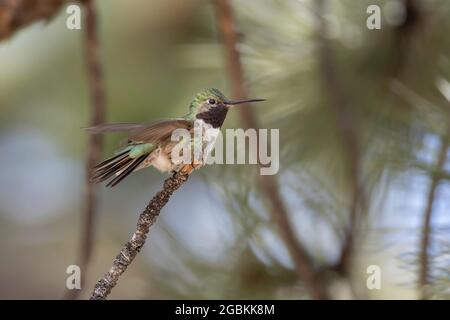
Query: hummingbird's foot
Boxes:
[
  {"xmin": 180, "ymin": 164, "xmax": 195, "ymax": 174},
  {"xmin": 179, "ymin": 163, "xmax": 202, "ymax": 174}
]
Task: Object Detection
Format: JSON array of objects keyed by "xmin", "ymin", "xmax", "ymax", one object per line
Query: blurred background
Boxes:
[{"xmin": 1, "ymin": 0, "xmax": 450, "ymax": 299}]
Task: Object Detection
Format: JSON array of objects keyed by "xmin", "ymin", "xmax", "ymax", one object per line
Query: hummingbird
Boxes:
[{"xmin": 85, "ymin": 88, "xmax": 265, "ymax": 187}]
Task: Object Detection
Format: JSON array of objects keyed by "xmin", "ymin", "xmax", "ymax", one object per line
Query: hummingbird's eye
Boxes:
[{"xmin": 208, "ymin": 99, "xmax": 216, "ymax": 105}]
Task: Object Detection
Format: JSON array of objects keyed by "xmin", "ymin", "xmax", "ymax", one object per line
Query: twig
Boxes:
[
  {"xmin": 418, "ymin": 134, "xmax": 449, "ymax": 299},
  {"xmin": 418, "ymin": 76, "xmax": 450, "ymax": 298},
  {"xmin": 390, "ymin": 0, "xmax": 422, "ymax": 78},
  {"xmin": 67, "ymin": 0, "xmax": 106, "ymax": 299},
  {"xmin": 215, "ymin": 0, "xmax": 327, "ymax": 299},
  {"xmin": 90, "ymin": 172, "xmax": 189, "ymax": 300},
  {"xmin": 314, "ymin": 0, "xmax": 365, "ymax": 276},
  {"xmin": 0, "ymin": 0, "xmax": 66, "ymax": 40}
]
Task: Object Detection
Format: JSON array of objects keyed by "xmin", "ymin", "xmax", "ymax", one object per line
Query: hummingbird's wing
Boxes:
[
  {"xmin": 89, "ymin": 119, "xmax": 193, "ymax": 187},
  {"xmin": 84, "ymin": 123, "xmax": 149, "ymax": 133},
  {"xmin": 85, "ymin": 119, "xmax": 193, "ymax": 144},
  {"xmin": 128, "ymin": 119, "xmax": 193, "ymax": 143}
]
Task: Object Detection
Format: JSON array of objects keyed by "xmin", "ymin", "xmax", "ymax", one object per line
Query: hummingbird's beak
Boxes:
[{"xmin": 225, "ymin": 98, "xmax": 266, "ymax": 106}]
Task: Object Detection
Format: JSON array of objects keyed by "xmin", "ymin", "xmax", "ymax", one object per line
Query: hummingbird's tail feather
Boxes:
[
  {"xmin": 106, "ymin": 155, "xmax": 147, "ymax": 187},
  {"xmin": 90, "ymin": 154, "xmax": 129, "ymax": 183},
  {"xmin": 91, "ymin": 142, "xmax": 156, "ymax": 186},
  {"xmin": 93, "ymin": 149, "xmax": 130, "ymax": 169},
  {"xmin": 90, "ymin": 149, "xmax": 134, "ymax": 184},
  {"xmin": 92, "ymin": 156, "xmax": 133, "ymax": 183}
]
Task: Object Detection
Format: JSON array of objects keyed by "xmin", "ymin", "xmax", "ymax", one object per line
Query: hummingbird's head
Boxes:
[{"xmin": 189, "ymin": 88, "xmax": 265, "ymax": 117}]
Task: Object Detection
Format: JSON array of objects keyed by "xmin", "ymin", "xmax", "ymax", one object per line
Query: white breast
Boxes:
[{"xmin": 196, "ymin": 119, "xmax": 220, "ymax": 161}]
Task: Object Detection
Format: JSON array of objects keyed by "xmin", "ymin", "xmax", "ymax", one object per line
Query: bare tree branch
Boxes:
[
  {"xmin": 0, "ymin": 0, "xmax": 105, "ymax": 300},
  {"xmin": 214, "ymin": 0, "xmax": 327, "ymax": 299},
  {"xmin": 66, "ymin": 0, "xmax": 106, "ymax": 299},
  {"xmin": 90, "ymin": 172, "xmax": 189, "ymax": 300},
  {"xmin": 0, "ymin": 0, "xmax": 67, "ymax": 40},
  {"xmin": 314, "ymin": 0, "xmax": 366, "ymax": 276}
]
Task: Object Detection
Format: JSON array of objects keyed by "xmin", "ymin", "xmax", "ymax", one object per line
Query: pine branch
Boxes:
[
  {"xmin": 314, "ymin": 0, "xmax": 365, "ymax": 276},
  {"xmin": 90, "ymin": 172, "xmax": 189, "ymax": 300},
  {"xmin": 214, "ymin": 0, "xmax": 328, "ymax": 300},
  {"xmin": 66, "ymin": 0, "xmax": 106, "ymax": 299}
]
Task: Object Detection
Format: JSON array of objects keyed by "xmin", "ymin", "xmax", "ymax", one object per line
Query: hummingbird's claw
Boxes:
[{"xmin": 180, "ymin": 164, "xmax": 197, "ymax": 174}]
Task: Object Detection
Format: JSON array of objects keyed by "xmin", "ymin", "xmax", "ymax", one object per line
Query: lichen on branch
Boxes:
[{"xmin": 90, "ymin": 171, "xmax": 189, "ymax": 300}]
